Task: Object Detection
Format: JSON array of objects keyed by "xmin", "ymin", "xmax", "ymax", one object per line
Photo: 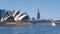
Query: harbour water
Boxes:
[{"xmin": 0, "ymin": 25, "xmax": 60, "ymax": 34}]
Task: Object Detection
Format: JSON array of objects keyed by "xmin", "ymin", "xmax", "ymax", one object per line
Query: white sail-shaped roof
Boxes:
[
  {"xmin": 13, "ymin": 10, "xmax": 20, "ymax": 17},
  {"xmin": 14, "ymin": 12, "xmax": 28, "ymax": 21},
  {"xmin": 4, "ymin": 16, "xmax": 11, "ymax": 21},
  {"xmin": 17, "ymin": 14, "xmax": 27, "ymax": 21},
  {"xmin": 2, "ymin": 11, "xmax": 11, "ymax": 21},
  {"xmin": 14, "ymin": 13, "xmax": 22, "ymax": 21}
]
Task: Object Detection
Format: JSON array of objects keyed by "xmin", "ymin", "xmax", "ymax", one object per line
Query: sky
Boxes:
[{"xmin": 0, "ymin": 0, "xmax": 60, "ymax": 20}]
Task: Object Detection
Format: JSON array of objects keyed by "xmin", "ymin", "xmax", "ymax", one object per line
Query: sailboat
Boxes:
[{"xmin": 52, "ymin": 22, "xmax": 56, "ymax": 26}]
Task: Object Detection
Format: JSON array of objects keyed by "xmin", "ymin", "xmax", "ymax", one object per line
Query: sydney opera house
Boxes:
[
  {"xmin": 0, "ymin": 9, "xmax": 32, "ymax": 26},
  {"xmin": 0, "ymin": 9, "xmax": 29, "ymax": 22}
]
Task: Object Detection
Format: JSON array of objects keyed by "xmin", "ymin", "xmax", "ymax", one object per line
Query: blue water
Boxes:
[{"xmin": 0, "ymin": 25, "xmax": 60, "ymax": 34}]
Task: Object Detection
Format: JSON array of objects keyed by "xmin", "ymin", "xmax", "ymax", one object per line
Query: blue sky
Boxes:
[{"xmin": 0, "ymin": 0, "xmax": 60, "ymax": 20}]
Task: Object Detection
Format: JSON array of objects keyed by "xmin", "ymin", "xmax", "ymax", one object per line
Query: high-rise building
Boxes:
[{"xmin": 37, "ymin": 8, "xmax": 40, "ymax": 20}]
